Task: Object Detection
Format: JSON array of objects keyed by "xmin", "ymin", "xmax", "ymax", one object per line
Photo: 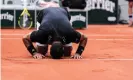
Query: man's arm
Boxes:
[
  {"xmin": 71, "ymin": 33, "xmax": 87, "ymax": 59},
  {"xmin": 76, "ymin": 34, "xmax": 87, "ymax": 55},
  {"xmin": 22, "ymin": 33, "xmax": 44, "ymax": 59}
]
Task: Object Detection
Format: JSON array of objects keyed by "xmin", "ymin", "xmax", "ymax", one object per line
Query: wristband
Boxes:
[
  {"xmin": 76, "ymin": 46, "xmax": 84, "ymax": 55},
  {"xmin": 27, "ymin": 45, "xmax": 37, "ymax": 55}
]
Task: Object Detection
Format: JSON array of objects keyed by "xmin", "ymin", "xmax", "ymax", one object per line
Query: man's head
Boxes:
[{"xmin": 50, "ymin": 41, "xmax": 64, "ymax": 59}]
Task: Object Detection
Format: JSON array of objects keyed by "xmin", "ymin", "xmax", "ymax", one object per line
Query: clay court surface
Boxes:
[{"xmin": 1, "ymin": 25, "xmax": 133, "ymax": 80}]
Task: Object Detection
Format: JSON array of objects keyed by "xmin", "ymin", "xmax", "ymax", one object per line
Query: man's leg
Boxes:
[
  {"xmin": 36, "ymin": 42, "xmax": 48, "ymax": 56},
  {"xmin": 128, "ymin": 1, "xmax": 133, "ymax": 27},
  {"xmin": 63, "ymin": 43, "xmax": 73, "ymax": 57}
]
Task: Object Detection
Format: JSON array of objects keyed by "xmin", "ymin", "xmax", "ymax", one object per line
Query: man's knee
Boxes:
[{"xmin": 36, "ymin": 42, "xmax": 48, "ymax": 55}]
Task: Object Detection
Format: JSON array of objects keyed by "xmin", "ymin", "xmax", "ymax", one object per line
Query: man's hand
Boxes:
[
  {"xmin": 71, "ymin": 53, "xmax": 82, "ymax": 59},
  {"xmin": 33, "ymin": 53, "xmax": 45, "ymax": 59}
]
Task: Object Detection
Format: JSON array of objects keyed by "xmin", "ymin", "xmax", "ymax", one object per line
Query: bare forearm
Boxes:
[
  {"xmin": 76, "ymin": 35, "xmax": 87, "ymax": 55},
  {"xmin": 79, "ymin": 36, "xmax": 87, "ymax": 47},
  {"xmin": 22, "ymin": 37, "xmax": 37, "ymax": 55}
]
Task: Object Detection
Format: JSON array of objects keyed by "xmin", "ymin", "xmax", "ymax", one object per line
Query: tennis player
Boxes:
[
  {"xmin": 22, "ymin": 7, "xmax": 87, "ymax": 59},
  {"xmin": 35, "ymin": 0, "xmax": 74, "ymax": 58}
]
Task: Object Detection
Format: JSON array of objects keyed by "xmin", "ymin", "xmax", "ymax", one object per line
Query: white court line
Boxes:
[
  {"xmin": 1, "ymin": 34, "xmax": 25, "ymax": 36},
  {"xmin": 1, "ymin": 34, "xmax": 133, "ymax": 37},
  {"xmin": 3, "ymin": 58, "xmax": 133, "ymax": 61},
  {"xmin": 1, "ymin": 38, "xmax": 133, "ymax": 41}
]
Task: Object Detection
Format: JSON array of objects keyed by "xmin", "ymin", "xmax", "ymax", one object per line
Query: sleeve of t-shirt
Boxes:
[{"xmin": 70, "ymin": 30, "xmax": 81, "ymax": 43}]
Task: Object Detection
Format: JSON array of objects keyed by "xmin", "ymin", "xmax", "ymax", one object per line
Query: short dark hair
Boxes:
[{"xmin": 50, "ymin": 41, "xmax": 64, "ymax": 59}]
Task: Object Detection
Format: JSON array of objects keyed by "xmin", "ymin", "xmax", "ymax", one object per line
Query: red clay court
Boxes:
[{"xmin": 1, "ymin": 25, "xmax": 133, "ymax": 80}]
